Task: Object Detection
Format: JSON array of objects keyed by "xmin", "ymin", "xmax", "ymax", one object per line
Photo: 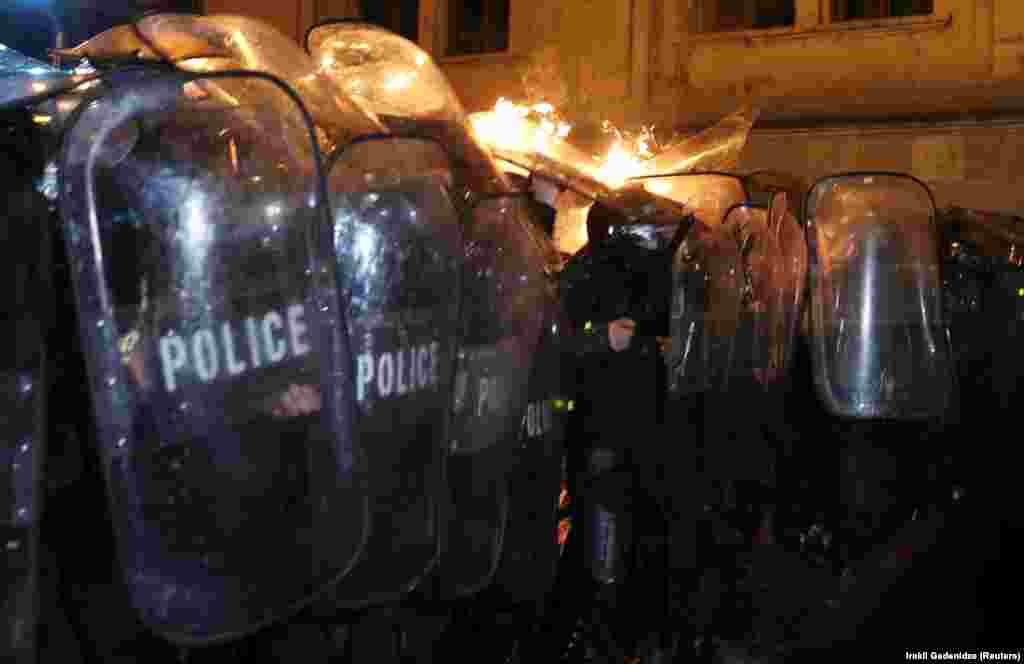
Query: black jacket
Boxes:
[{"xmin": 558, "ymin": 233, "xmax": 673, "ymax": 455}]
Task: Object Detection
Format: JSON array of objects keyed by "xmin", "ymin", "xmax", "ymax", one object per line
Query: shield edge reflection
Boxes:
[
  {"xmin": 766, "ymin": 189, "xmax": 810, "ymax": 385},
  {"xmin": 55, "ymin": 67, "xmax": 369, "ymax": 647},
  {"xmin": 720, "ymin": 201, "xmax": 770, "ymax": 393},
  {"xmin": 303, "ymin": 17, "xmax": 368, "ymax": 54},
  {"xmin": 320, "ymin": 131, "xmax": 462, "ymax": 611},
  {"xmin": 628, "ymin": 170, "xmax": 751, "ymax": 228},
  {"xmin": 802, "ymin": 170, "xmax": 952, "ymax": 420},
  {"xmin": 449, "ymin": 191, "xmax": 559, "ymax": 598}
]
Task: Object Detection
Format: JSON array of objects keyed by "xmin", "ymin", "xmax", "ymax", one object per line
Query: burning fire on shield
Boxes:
[{"xmin": 468, "ymin": 99, "xmax": 760, "ymax": 254}]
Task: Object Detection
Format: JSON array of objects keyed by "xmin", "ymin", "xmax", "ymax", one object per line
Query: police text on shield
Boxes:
[{"xmin": 159, "ymin": 303, "xmax": 312, "ymax": 393}]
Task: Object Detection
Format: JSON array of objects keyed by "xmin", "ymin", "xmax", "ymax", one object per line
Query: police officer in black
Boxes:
[{"xmin": 558, "ymin": 199, "xmax": 683, "ymax": 662}]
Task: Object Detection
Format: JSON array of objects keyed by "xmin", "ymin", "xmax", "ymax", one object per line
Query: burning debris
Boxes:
[
  {"xmin": 468, "ymin": 98, "xmax": 759, "ymax": 254},
  {"xmin": 469, "ymin": 99, "xmax": 760, "ymax": 201}
]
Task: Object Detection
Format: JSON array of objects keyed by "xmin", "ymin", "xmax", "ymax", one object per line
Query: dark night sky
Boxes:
[{"xmin": 0, "ymin": 1, "xmax": 200, "ymax": 61}]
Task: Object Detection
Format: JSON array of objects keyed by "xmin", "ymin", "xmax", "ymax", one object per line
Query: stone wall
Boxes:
[
  {"xmin": 739, "ymin": 121, "xmax": 1024, "ymax": 214},
  {"xmin": 199, "ymin": 0, "xmax": 1024, "ymax": 214}
]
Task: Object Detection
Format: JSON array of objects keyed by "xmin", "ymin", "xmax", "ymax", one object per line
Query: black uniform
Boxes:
[{"xmin": 558, "ymin": 201, "xmax": 679, "ymax": 655}]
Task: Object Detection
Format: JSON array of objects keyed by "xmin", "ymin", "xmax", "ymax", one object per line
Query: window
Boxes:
[
  {"xmin": 696, "ymin": 0, "xmax": 795, "ymax": 33},
  {"xmin": 831, "ymin": 0, "xmax": 933, "ymax": 21},
  {"xmin": 446, "ymin": 0, "xmax": 509, "ymax": 57},
  {"xmin": 360, "ymin": 0, "xmax": 420, "ymax": 43}
]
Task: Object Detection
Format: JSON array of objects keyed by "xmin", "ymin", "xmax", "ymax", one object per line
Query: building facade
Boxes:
[{"xmin": 205, "ymin": 0, "xmax": 1024, "ymax": 214}]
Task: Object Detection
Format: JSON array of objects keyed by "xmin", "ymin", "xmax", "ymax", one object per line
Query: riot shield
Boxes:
[
  {"xmin": 1, "ymin": 102, "xmax": 52, "ymax": 664},
  {"xmin": 804, "ymin": 173, "xmax": 953, "ymax": 419},
  {"xmin": 319, "ymin": 135, "xmax": 461, "ymax": 609},
  {"xmin": 50, "ymin": 24, "xmax": 163, "ymax": 66},
  {"xmin": 719, "ymin": 204, "xmax": 774, "ymax": 387},
  {"xmin": 487, "ymin": 270, "xmax": 569, "ymax": 607},
  {"xmin": 58, "ymin": 69, "xmax": 368, "ymax": 645},
  {"xmin": 640, "ymin": 107, "xmax": 759, "ymax": 176},
  {"xmin": 305, "ymin": 20, "xmax": 512, "ymax": 197},
  {"xmin": 630, "ymin": 172, "xmax": 747, "ymax": 231},
  {"xmin": 766, "ymin": 192, "xmax": 808, "ymax": 385},
  {"xmin": 744, "ymin": 170, "xmax": 807, "ymax": 216},
  {"xmin": 696, "ymin": 203, "xmax": 789, "ymax": 493},
  {"xmin": 940, "ymin": 207, "xmax": 1021, "ymax": 495},
  {"xmin": 133, "ymin": 13, "xmax": 385, "ymax": 154},
  {"xmin": 0, "ymin": 44, "xmax": 74, "ymax": 110},
  {"xmin": 663, "ymin": 175, "xmax": 749, "ymax": 396},
  {"xmin": 441, "ymin": 194, "xmax": 549, "ymax": 597}
]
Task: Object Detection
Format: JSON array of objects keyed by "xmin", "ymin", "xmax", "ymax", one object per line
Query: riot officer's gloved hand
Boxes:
[{"xmin": 608, "ymin": 317, "xmax": 636, "ymax": 352}]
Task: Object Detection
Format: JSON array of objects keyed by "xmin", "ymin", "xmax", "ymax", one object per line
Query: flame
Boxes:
[
  {"xmin": 595, "ymin": 139, "xmax": 644, "ymax": 189},
  {"xmin": 469, "ymin": 97, "xmax": 572, "ymax": 156},
  {"xmin": 594, "ymin": 123, "xmax": 659, "ymax": 188},
  {"xmin": 644, "ymin": 178, "xmax": 673, "ymax": 196},
  {"xmin": 470, "ymin": 98, "xmax": 659, "ymax": 190}
]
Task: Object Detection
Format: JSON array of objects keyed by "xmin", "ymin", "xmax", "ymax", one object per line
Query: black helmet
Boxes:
[{"xmin": 585, "ymin": 200, "xmax": 627, "ymax": 249}]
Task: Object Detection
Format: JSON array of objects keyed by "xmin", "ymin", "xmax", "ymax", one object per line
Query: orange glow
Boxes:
[
  {"xmin": 594, "ymin": 121, "xmax": 658, "ymax": 188},
  {"xmin": 643, "ymin": 178, "xmax": 673, "ymax": 196},
  {"xmin": 470, "ymin": 98, "xmax": 663, "ymax": 190},
  {"xmin": 468, "ymin": 97, "xmax": 572, "ymax": 156},
  {"xmin": 558, "ymin": 518, "xmax": 571, "ymax": 547},
  {"xmin": 468, "ymin": 97, "xmax": 659, "ymax": 189}
]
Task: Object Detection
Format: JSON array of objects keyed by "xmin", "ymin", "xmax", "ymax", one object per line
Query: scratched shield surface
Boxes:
[
  {"xmin": 319, "ymin": 135, "xmax": 461, "ymax": 609},
  {"xmin": 440, "ymin": 194, "xmax": 549, "ymax": 597},
  {"xmin": 487, "ymin": 284, "xmax": 569, "ymax": 606},
  {"xmin": 805, "ymin": 173, "xmax": 953, "ymax": 419},
  {"xmin": 58, "ymin": 70, "xmax": 368, "ymax": 645}
]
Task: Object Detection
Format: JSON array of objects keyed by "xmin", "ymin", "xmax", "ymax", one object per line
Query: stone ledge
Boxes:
[
  {"xmin": 691, "ymin": 13, "xmax": 952, "ymax": 44},
  {"xmin": 437, "ymin": 51, "xmax": 528, "ymax": 66}
]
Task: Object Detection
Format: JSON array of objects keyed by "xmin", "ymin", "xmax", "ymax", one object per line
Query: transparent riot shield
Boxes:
[
  {"xmin": 319, "ymin": 135, "xmax": 461, "ymax": 609},
  {"xmin": 305, "ymin": 20, "xmax": 512, "ymax": 197},
  {"xmin": 662, "ymin": 175, "xmax": 749, "ymax": 396},
  {"xmin": 766, "ymin": 192, "xmax": 808, "ymax": 385},
  {"xmin": 805, "ymin": 173, "xmax": 953, "ymax": 419},
  {"xmin": 720, "ymin": 204, "xmax": 774, "ymax": 388},
  {"xmin": 441, "ymin": 195, "xmax": 548, "ymax": 597},
  {"xmin": 488, "ymin": 273, "xmax": 569, "ymax": 606},
  {"xmin": 641, "ymin": 107, "xmax": 759, "ymax": 176},
  {"xmin": 744, "ymin": 170, "xmax": 807, "ymax": 217},
  {"xmin": 940, "ymin": 207, "xmax": 1021, "ymax": 495},
  {"xmin": 1, "ymin": 107, "xmax": 52, "ymax": 663},
  {"xmin": 0, "ymin": 45, "xmax": 81, "ymax": 110},
  {"xmin": 700, "ymin": 204, "xmax": 788, "ymax": 493},
  {"xmin": 133, "ymin": 13, "xmax": 385, "ymax": 155},
  {"xmin": 50, "ymin": 23, "xmax": 163, "ymax": 66},
  {"xmin": 631, "ymin": 172, "xmax": 747, "ymax": 231},
  {"xmin": 58, "ymin": 70, "xmax": 368, "ymax": 645}
]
